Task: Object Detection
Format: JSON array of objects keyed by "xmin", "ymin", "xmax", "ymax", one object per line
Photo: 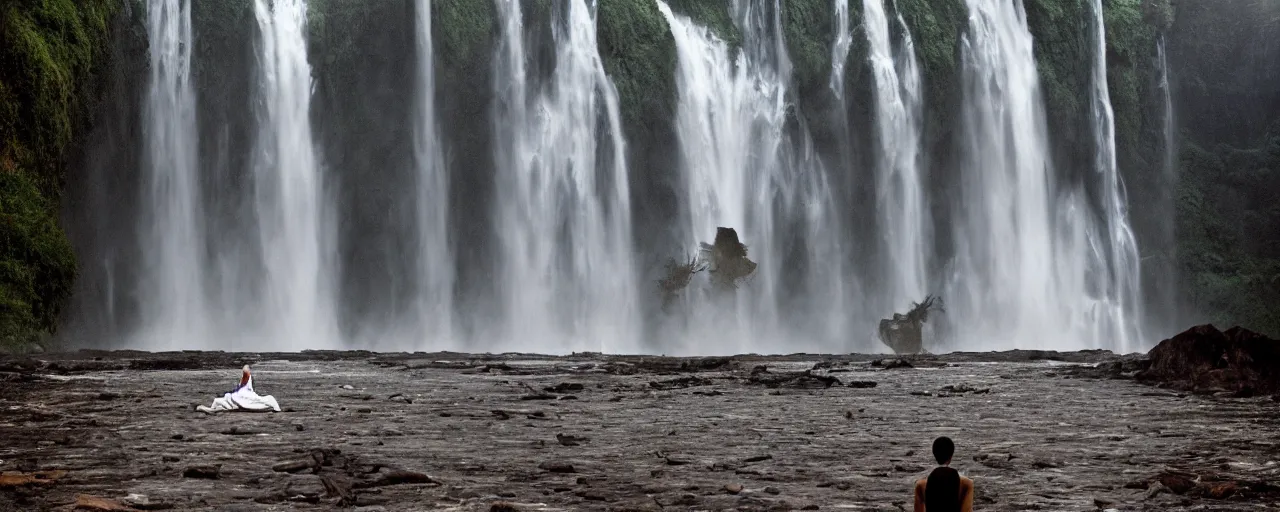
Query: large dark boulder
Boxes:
[{"xmin": 1136, "ymin": 324, "xmax": 1280, "ymax": 394}]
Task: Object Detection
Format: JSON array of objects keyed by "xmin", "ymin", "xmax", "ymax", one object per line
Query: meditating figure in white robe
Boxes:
[{"xmin": 196, "ymin": 365, "xmax": 281, "ymax": 413}]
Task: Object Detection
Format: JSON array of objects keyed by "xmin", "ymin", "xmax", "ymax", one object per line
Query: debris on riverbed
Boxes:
[{"xmin": 745, "ymin": 366, "xmax": 841, "ymax": 388}]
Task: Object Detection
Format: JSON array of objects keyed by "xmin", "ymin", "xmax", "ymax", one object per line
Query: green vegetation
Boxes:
[
  {"xmin": 1177, "ymin": 132, "xmax": 1280, "ymax": 335},
  {"xmin": 0, "ymin": 173, "xmax": 76, "ymax": 346},
  {"xmin": 897, "ymin": 0, "xmax": 966, "ymax": 138},
  {"xmin": 781, "ymin": 0, "xmax": 835, "ymax": 97},
  {"xmin": 1102, "ymin": 0, "xmax": 1159, "ymax": 157},
  {"xmin": 663, "ymin": 0, "xmax": 739, "ymax": 49},
  {"xmin": 0, "ymin": 0, "xmax": 121, "ymax": 347},
  {"xmin": 431, "ymin": 0, "xmax": 495, "ymax": 86},
  {"xmin": 1024, "ymin": 0, "xmax": 1090, "ymax": 141},
  {"xmin": 597, "ymin": 0, "xmax": 678, "ymax": 132}
]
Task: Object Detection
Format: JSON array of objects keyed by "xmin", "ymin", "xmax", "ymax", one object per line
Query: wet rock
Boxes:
[
  {"xmin": 1144, "ymin": 482, "xmax": 1168, "ymax": 500},
  {"xmin": 356, "ymin": 469, "xmax": 438, "ymax": 488},
  {"xmin": 272, "ymin": 456, "xmax": 320, "ymax": 474},
  {"xmin": 1158, "ymin": 473, "xmax": 1197, "ymax": 494},
  {"xmin": 746, "ymin": 367, "xmax": 840, "ymax": 389},
  {"xmin": 724, "ymin": 483, "xmax": 743, "ymax": 494},
  {"xmin": 97, "ymin": 392, "xmax": 120, "ymax": 400},
  {"xmin": 319, "ymin": 473, "xmax": 356, "ymax": 505},
  {"xmin": 682, "ymin": 357, "xmax": 734, "ymax": 371},
  {"xmin": 649, "ymin": 376, "xmax": 713, "ymax": 390},
  {"xmin": 489, "ymin": 502, "xmax": 520, "ymax": 512},
  {"xmin": 122, "ymin": 494, "xmax": 171, "ymax": 510},
  {"xmin": 764, "ymin": 486, "xmax": 780, "ymax": 495},
  {"xmin": 664, "ymin": 455, "xmax": 693, "ymax": 466},
  {"xmin": 340, "ymin": 385, "xmax": 354, "ymax": 390},
  {"xmin": 161, "ymin": 455, "xmax": 180, "ymax": 463},
  {"xmin": 543, "ymin": 383, "xmax": 583, "ymax": 393},
  {"xmin": 475, "ymin": 363, "xmax": 514, "ymax": 373},
  {"xmin": 1137, "ymin": 324, "xmax": 1280, "ymax": 393},
  {"xmin": 555, "ymin": 433, "xmax": 587, "ymax": 446},
  {"xmin": 221, "ymin": 426, "xmax": 259, "ymax": 436},
  {"xmin": 183, "ymin": 465, "xmax": 221, "ymax": 479},
  {"xmin": 74, "ymin": 494, "xmax": 134, "ymax": 511},
  {"xmin": 537, "ymin": 461, "xmax": 575, "ymax": 473},
  {"xmin": 846, "ymin": 380, "xmax": 877, "ymax": 388},
  {"xmin": 872, "ymin": 359, "xmax": 913, "ymax": 369},
  {"xmin": 942, "ymin": 384, "xmax": 989, "ymax": 394},
  {"xmin": 1207, "ymin": 481, "xmax": 1237, "ymax": 499},
  {"xmin": 520, "ymin": 393, "xmax": 556, "ymax": 401},
  {"xmin": 742, "ymin": 454, "xmax": 771, "ymax": 463}
]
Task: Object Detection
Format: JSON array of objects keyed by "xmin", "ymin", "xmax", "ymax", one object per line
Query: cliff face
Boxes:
[
  {"xmin": 2, "ymin": 0, "xmax": 1276, "ymax": 348},
  {"xmin": 1, "ymin": 0, "xmax": 129, "ymax": 346}
]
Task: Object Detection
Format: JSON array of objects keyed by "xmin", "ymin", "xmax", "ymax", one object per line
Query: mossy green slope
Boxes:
[
  {"xmin": 1, "ymin": 0, "xmax": 121, "ymax": 346},
  {"xmin": 597, "ymin": 0, "xmax": 677, "ymax": 133},
  {"xmin": 782, "ymin": 0, "xmax": 836, "ymax": 98}
]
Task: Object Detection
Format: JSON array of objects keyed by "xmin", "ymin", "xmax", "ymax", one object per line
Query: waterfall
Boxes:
[
  {"xmin": 410, "ymin": 0, "xmax": 455, "ymax": 346},
  {"xmin": 1153, "ymin": 35, "xmax": 1179, "ymax": 327},
  {"xmin": 949, "ymin": 0, "xmax": 1067, "ymax": 349},
  {"xmin": 490, "ymin": 0, "xmax": 639, "ymax": 353},
  {"xmin": 140, "ymin": 0, "xmax": 207, "ymax": 349},
  {"xmin": 946, "ymin": 0, "xmax": 1144, "ymax": 351},
  {"xmin": 830, "ymin": 0, "xmax": 853, "ymax": 98},
  {"xmin": 863, "ymin": 0, "xmax": 930, "ymax": 315},
  {"xmin": 658, "ymin": 0, "xmax": 847, "ymax": 352},
  {"xmin": 1085, "ymin": 0, "xmax": 1144, "ymax": 352},
  {"xmin": 251, "ymin": 0, "xmax": 339, "ymax": 349}
]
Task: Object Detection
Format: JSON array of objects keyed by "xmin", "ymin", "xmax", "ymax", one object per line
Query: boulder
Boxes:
[{"xmin": 1137, "ymin": 324, "xmax": 1280, "ymax": 394}]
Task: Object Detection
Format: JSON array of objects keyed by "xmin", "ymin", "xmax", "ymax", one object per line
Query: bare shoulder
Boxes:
[
  {"xmin": 960, "ymin": 475, "xmax": 974, "ymax": 490},
  {"xmin": 914, "ymin": 478, "xmax": 927, "ymax": 493}
]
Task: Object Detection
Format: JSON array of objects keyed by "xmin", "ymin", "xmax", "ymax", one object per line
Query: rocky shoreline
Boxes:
[{"xmin": 2, "ymin": 342, "xmax": 1278, "ymax": 511}]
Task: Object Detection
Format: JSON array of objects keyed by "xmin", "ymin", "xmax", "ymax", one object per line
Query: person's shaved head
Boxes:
[{"xmin": 932, "ymin": 436, "xmax": 955, "ymax": 465}]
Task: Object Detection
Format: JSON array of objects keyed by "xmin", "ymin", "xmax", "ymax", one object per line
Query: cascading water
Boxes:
[
  {"xmin": 140, "ymin": 0, "xmax": 207, "ymax": 349},
  {"xmin": 250, "ymin": 0, "xmax": 339, "ymax": 349},
  {"xmin": 490, "ymin": 0, "xmax": 639, "ymax": 353},
  {"xmin": 830, "ymin": 0, "xmax": 853, "ymax": 98},
  {"xmin": 863, "ymin": 0, "xmax": 930, "ymax": 314},
  {"xmin": 657, "ymin": 0, "xmax": 847, "ymax": 352},
  {"xmin": 947, "ymin": 0, "xmax": 1144, "ymax": 351},
  {"xmin": 409, "ymin": 0, "xmax": 455, "ymax": 346},
  {"xmin": 1150, "ymin": 35, "xmax": 1179, "ymax": 329},
  {"xmin": 1084, "ymin": 0, "xmax": 1144, "ymax": 352},
  {"xmin": 79, "ymin": 0, "xmax": 1165, "ymax": 355},
  {"xmin": 948, "ymin": 0, "xmax": 1073, "ymax": 349}
]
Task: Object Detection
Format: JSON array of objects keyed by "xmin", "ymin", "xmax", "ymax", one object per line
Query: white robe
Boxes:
[{"xmin": 197, "ymin": 369, "xmax": 281, "ymax": 413}]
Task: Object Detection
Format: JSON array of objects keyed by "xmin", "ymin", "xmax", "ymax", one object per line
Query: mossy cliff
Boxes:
[{"xmin": 1, "ymin": 0, "xmax": 123, "ymax": 347}]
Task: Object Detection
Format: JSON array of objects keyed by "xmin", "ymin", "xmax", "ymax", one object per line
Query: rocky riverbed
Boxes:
[{"xmin": 2, "ymin": 349, "xmax": 1278, "ymax": 511}]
